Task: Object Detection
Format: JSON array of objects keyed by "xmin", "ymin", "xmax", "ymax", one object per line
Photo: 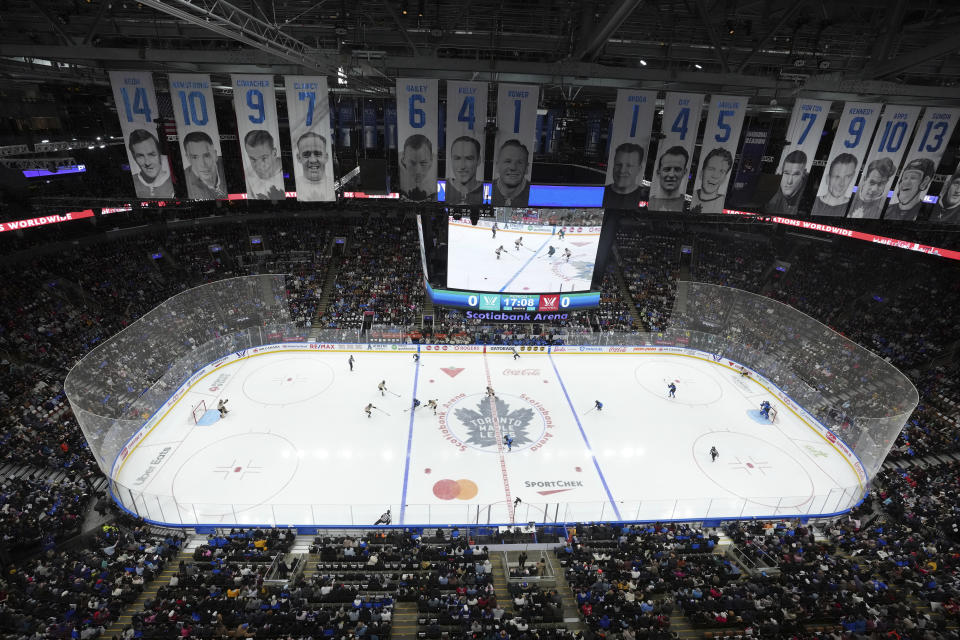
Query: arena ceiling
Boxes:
[{"xmin": 2, "ymin": 0, "xmax": 960, "ymax": 108}]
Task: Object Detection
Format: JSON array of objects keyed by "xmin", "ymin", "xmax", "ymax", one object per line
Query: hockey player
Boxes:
[
  {"xmin": 512, "ymin": 347, "xmax": 520, "ymax": 360},
  {"xmin": 495, "ymin": 245, "xmax": 505, "ymax": 260},
  {"xmin": 364, "ymin": 403, "xmax": 376, "ymax": 418},
  {"xmin": 412, "ymin": 398, "xmax": 422, "ymax": 411},
  {"xmin": 594, "ymin": 400, "xmax": 603, "ymax": 411},
  {"xmin": 547, "ymin": 245, "xmax": 556, "ymax": 258},
  {"xmin": 348, "ymin": 354, "xmax": 355, "ymax": 371},
  {"xmin": 426, "ymin": 399, "xmax": 438, "ymax": 415},
  {"xmin": 217, "ymin": 398, "xmax": 229, "ymax": 418},
  {"xmin": 378, "ymin": 380, "xmax": 387, "ymax": 396},
  {"xmin": 491, "ymin": 222, "xmax": 498, "ymax": 238},
  {"xmin": 413, "ymin": 353, "xmax": 420, "ymax": 363},
  {"xmin": 374, "ymin": 509, "xmax": 391, "ymax": 525},
  {"xmin": 710, "ymin": 446, "xmax": 719, "ymax": 462},
  {"xmin": 667, "ymin": 382, "xmax": 677, "ymax": 398},
  {"xmin": 503, "ymin": 434, "xmax": 514, "ymax": 451},
  {"xmin": 759, "ymin": 400, "xmax": 771, "ymax": 420},
  {"xmin": 558, "ymin": 228, "xmax": 566, "ymax": 240},
  {"xmin": 514, "ymin": 236, "xmax": 523, "ymax": 251},
  {"xmin": 564, "ymin": 247, "xmax": 572, "ymax": 262},
  {"xmin": 486, "ymin": 385, "xmax": 496, "ymax": 398}
]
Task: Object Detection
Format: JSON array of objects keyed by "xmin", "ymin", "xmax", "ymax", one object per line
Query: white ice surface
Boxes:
[{"xmin": 113, "ymin": 350, "xmax": 863, "ymax": 527}]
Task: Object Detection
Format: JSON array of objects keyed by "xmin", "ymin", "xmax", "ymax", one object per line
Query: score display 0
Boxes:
[{"xmin": 428, "ymin": 286, "xmax": 601, "ymax": 312}]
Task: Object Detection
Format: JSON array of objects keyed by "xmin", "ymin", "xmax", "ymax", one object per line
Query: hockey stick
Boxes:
[
  {"xmin": 375, "ymin": 407, "xmax": 391, "ymax": 416},
  {"xmin": 582, "ymin": 407, "xmax": 596, "ymax": 415},
  {"xmin": 388, "ymin": 390, "xmax": 401, "ymax": 397}
]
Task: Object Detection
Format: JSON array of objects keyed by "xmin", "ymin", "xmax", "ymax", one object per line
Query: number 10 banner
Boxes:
[
  {"xmin": 691, "ymin": 95, "xmax": 747, "ymax": 214},
  {"xmin": 847, "ymin": 105, "xmax": 921, "ymax": 219},
  {"xmin": 286, "ymin": 76, "xmax": 335, "ymax": 202},
  {"xmin": 396, "ymin": 78, "xmax": 439, "ymax": 202},
  {"xmin": 767, "ymin": 98, "xmax": 831, "ymax": 216},
  {"xmin": 169, "ymin": 74, "xmax": 226, "ymax": 201},
  {"xmin": 493, "ymin": 83, "xmax": 539, "ymax": 207},
  {"xmin": 232, "ymin": 74, "xmax": 284, "ymax": 200},
  {"xmin": 109, "ymin": 71, "xmax": 173, "ymax": 199}
]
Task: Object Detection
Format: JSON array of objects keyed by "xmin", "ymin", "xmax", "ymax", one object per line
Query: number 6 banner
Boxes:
[
  {"xmin": 232, "ymin": 74, "xmax": 284, "ymax": 200},
  {"xmin": 169, "ymin": 74, "xmax": 227, "ymax": 201},
  {"xmin": 847, "ymin": 105, "xmax": 921, "ymax": 219},
  {"xmin": 396, "ymin": 78, "xmax": 439, "ymax": 202},
  {"xmin": 109, "ymin": 71, "xmax": 173, "ymax": 199},
  {"xmin": 286, "ymin": 76, "xmax": 335, "ymax": 202},
  {"xmin": 493, "ymin": 83, "xmax": 539, "ymax": 207},
  {"xmin": 691, "ymin": 95, "xmax": 747, "ymax": 214},
  {"xmin": 445, "ymin": 80, "xmax": 488, "ymax": 205},
  {"xmin": 811, "ymin": 102, "xmax": 881, "ymax": 217},
  {"xmin": 649, "ymin": 92, "xmax": 704, "ymax": 212},
  {"xmin": 767, "ymin": 98, "xmax": 831, "ymax": 216}
]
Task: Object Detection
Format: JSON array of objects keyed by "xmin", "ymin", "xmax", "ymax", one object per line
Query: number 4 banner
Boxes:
[
  {"xmin": 848, "ymin": 105, "xmax": 921, "ymax": 219},
  {"xmin": 811, "ymin": 102, "xmax": 881, "ymax": 217},
  {"xmin": 649, "ymin": 92, "xmax": 704, "ymax": 212},
  {"xmin": 767, "ymin": 98, "xmax": 831, "ymax": 216},
  {"xmin": 445, "ymin": 81, "xmax": 488, "ymax": 205},
  {"xmin": 493, "ymin": 83, "xmax": 539, "ymax": 207},
  {"xmin": 692, "ymin": 95, "xmax": 747, "ymax": 214},
  {"xmin": 169, "ymin": 74, "xmax": 227, "ymax": 201},
  {"xmin": 109, "ymin": 71, "xmax": 173, "ymax": 200},
  {"xmin": 232, "ymin": 74, "xmax": 284, "ymax": 201},
  {"xmin": 396, "ymin": 78, "xmax": 439, "ymax": 202}
]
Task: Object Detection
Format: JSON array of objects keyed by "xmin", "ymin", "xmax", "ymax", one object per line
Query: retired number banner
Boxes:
[
  {"xmin": 766, "ymin": 98, "xmax": 831, "ymax": 216},
  {"xmin": 847, "ymin": 105, "xmax": 921, "ymax": 219},
  {"xmin": 109, "ymin": 71, "xmax": 173, "ymax": 199},
  {"xmin": 882, "ymin": 107, "xmax": 960, "ymax": 221},
  {"xmin": 649, "ymin": 92, "xmax": 704, "ymax": 212},
  {"xmin": 169, "ymin": 74, "xmax": 226, "ymax": 201},
  {"xmin": 691, "ymin": 95, "xmax": 747, "ymax": 214},
  {"xmin": 492, "ymin": 83, "xmax": 539, "ymax": 207},
  {"xmin": 811, "ymin": 102, "xmax": 881, "ymax": 217},
  {"xmin": 444, "ymin": 81, "xmax": 488, "ymax": 205},
  {"xmin": 396, "ymin": 78, "xmax": 439, "ymax": 202},
  {"xmin": 286, "ymin": 76, "xmax": 335, "ymax": 202},
  {"xmin": 232, "ymin": 74, "xmax": 284, "ymax": 200},
  {"xmin": 602, "ymin": 89, "xmax": 656, "ymax": 210}
]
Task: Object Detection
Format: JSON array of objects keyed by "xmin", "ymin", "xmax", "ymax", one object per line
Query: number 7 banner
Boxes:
[
  {"xmin": 445, "ymin": 81, "xmax": 488, "ymax": 205},
  {"xmin": 847, "ymin": 105, "xmax": 921, "ymax": 219},
  {"xmin": 493, "ymin": 83, "xmax": 539, "ymax": 207},
  {"xmin": 169, "ymin": 74, "xmax": 227, "ymax": 201},
  {"xmin": 767, "ymin": 98, "xmax": 831, "ymax": 216},
  {"xmin": 109, "ymin": 71, "xmax": 173, "ymax": 199},
  {"xmin": 232, "ymin": 74, "xmax": 284, "ymax": 200},
  {"xmin": 286, "ymin": 76, "xmax": 335, "ymax": 202},
  {"xmin": 691, "ymin": 95, "xmax": 747, "ymax": 214},
  {"xmin": 396, "ymin": 78, "xmax": 439, "ymax": 202},
  {"xmin": 811, "ymin": 102, "xmax": 881, "ymax": 217},
  {"xmin": 649, "ymin": 92, "xmax": 704, "ymax": 212}
]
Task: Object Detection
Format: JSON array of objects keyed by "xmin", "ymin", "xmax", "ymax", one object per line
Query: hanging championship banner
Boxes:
[
  {"xmin": 649, "ymin": 92, "xmax": 704, "ymax": 212},
  {"xmin": 232, "ymin": 74, "xmax": 284, "ymax": 200},
  {"xmin": 603, "ymin": 89, "xmax": 656, "ymax": 210},
  {"xmin": 109, "ymin": 71, "xmax": 173, "ymax": 199},
  {"xmin": 766, "ymin": 98, "xmax": 831, "ymax": 216},
  {"xmin": 883, "ymin": 107, "xmax": 960, "ymax": 221},
  {"xmin": 726, "ymin": 128, "xmax": 769, "ymax": 208},
  {"xmin": 492, "ymin": 83, "xmax": 539, "ymax": 207},
  {"xmin": 848, "ymin": 105, "xmax": 922, "ymax": 219},
  {"xmin": 690, "ymin": 95, "xmax": 747, "ymax": 214},
  {"xmin": 362, "ymin": 100, "xmax": 378, "ymax": 150},
  {"xmin": 168, "ymin": 74, "xmax": 226, "ymax": 201},
  {"xmin": 396, "ymin": 78, "xmax": 439, "ymax": 202},
  {"xmin": 931, "ymin": 161, "xmax": 960, "ymax": 224},
  {"xmin": 444, "ymin": 81, "xmax": 488, "ymax": 205},
  {"xmin": 285, "ymin": 75, "xmax": 335, "ymax": 202},
  {"xmin": 811, "ymin": 102, "xmax": 882, "ymax": 217}
]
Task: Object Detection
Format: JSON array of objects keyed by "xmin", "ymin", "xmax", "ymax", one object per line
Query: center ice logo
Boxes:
[{"xmin": 453, "ymin": 396, "xmax": 538, "ymax": 450}]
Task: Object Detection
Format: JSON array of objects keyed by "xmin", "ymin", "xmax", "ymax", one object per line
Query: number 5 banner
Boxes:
[
  {"xmin": 767, "ymin": 98, "xmax": 831, "ymax": 216},
  {"xmin": 445, "ymin": 81, "xmax": 488, "ymax": 205},
  {"xmin": 232, "ymin": 74, "xmax": 284, "ymax": 200},
  {"xmin": 109, "ymin": 71, "xmax": 173, "ymax": 199},
  {"xmin": 882, "ymin": 107, "xmax": 960, "ymax": 221},
  {"xmin": 691, "ymin": 95, "xmax": 747, "ymax": 214},
  {"xmin": 169, "ymin": 74, "xmax": 226, "ymax": 201},
  {"xmin": 811, "ymin": 102, "xmax": 881, "ymax": 217},
  {"xmin": 396, "ymin": 78, "xmax": 439, "ymax": 202},
  {"xmin": 847, "ymin": 105, "xmax": 921, "ymax": 219},
  {"xmin": 603, "ymin": 89, "xmax": 656, "ymax": 210},
  {"xmin": 286, "ymin": 76, "xmax": 335, "ymax": 202},
  {"xmin": 649, "ymin": 92, "xmax": 704, "ymax": 212},
  {"xmin": 493, "ymin": 83, "xmax": 539, "ymax": 207}
]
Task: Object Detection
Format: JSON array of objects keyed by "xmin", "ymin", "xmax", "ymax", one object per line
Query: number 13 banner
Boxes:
[
  {"xmin": 691, "ymin": 95, "xmax": 747, "ymax": 214},
  {"xmin": 649, "ymin": 92, "xmax": 704, "ymax": 212},
  {"xmin": 232, "ymin": 74, "xmax": 284, "ymax": 200},
  {"xmin": 169, "ymin": 74, "xmax": 226, "ymax": 201},
  {"xmin": 109, "ymin": 71, "xmax": 173, "ymax": 200},
  {"xmin": 396, "ymin": 78, "xmax": 439, "ymax": 202},
  {"xmin": 493, "ymin": 83, "xmax": 539, "ymax": 207},
  {"xmin": 767, "ymin": 98, "xmax": 831, "ymax": 216},
  {"xmin": 286, "ymin": 76, "xmax": 335, "ymax": 202},
  {"xmin": 848, "ymin": 105, "xmax": 921, "ymax": 219}
]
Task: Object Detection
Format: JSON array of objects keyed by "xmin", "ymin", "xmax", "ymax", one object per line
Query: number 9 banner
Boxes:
[
  {"xmin": 396, "ymin": 78, "xmax": 439, "ymax": 202},
  {"xmin": 232, "ymin": 74, "xmax": 285, "ymax": 201},
  {"xmin": 649, "ymin": 92, "xmax": 704, "ymax": 212},
  {"xmin": 811, "ymin": 102, "xmax": 881, "ymax": 217},
  {"xmin": 108, "ymin": 71, "xmax": 173, "ymax": 200},
  {"xmin": 169, "ymin": 74, "xmax": 226, "ymax": 201},
  {"xmin": 767, "ymin": 98, "xmax": 830, "ymax": 216},
  {"xmin": 847, "ymin": 105, "xmax": 921, "ymax": 219},
  {"xmin": 493, "ymin": 83, "xmax": 539, "ymax": 207}
]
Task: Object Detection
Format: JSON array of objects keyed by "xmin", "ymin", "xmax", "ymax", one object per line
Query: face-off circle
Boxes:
[
  {"xmin": 242, "ymin": 357, "xmax": 334, "ymax": 406},
  {"xmin": 634, "ymin": 360, "xmax": 724, "ymax": 406}
]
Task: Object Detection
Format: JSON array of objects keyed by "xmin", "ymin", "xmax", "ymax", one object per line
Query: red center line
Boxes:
[{"xmin": 482, "ymin": 352, "xmax": 515, "ymax": 523}]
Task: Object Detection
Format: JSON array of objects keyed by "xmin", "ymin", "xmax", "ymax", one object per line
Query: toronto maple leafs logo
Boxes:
[{"xmin": 453, "ymin": 396, "xmax": 536, "ymax": 450}]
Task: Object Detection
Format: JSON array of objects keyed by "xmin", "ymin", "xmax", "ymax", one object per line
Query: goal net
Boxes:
[
  {"xmin": 767, "ymin": 405, "xmax": 778, "ymax": 424},
  {"xmin": 191, "ymin": 399, "xmax": 207, "ymax": 424}
]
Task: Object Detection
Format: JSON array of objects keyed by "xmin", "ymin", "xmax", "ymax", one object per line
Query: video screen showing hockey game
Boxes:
[{"xmin": 446, "ymin": 208, "xmax": 604, "ymax": 293}]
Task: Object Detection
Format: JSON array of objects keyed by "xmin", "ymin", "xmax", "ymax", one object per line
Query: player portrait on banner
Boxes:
[
  {"xmin": 885, "ymin": 158, "xmax": 935, "ymax": 220},
  {"xmin": 169, "ymin": 74, "xmax": 227, "ymax": 201},
  {"xmin": 848, "ymin": 157, "xmax": 896, "ymax": 219},
  {"xmin": 690, "ymin": 95, "xmax": 746, "ymax": 214},
  {"xmin": 128, "ymin": 129, "xmax": 174, "ymax": 198},
  {"xmin": 811, "ymin": 102, "xmax": 881, "ymax": 217},
  {"xmin": 445, "ymin": 81, "xmax": 488, "ymax": 205},
  {"xmin": 182, "ymin": 131, "xmax": 227, "ymax": 200},
  {"xmin": 648, "ymin": 92, "xmax": 703, "ymax": 212},
  {"xmin": 492, "ymin": 83, "xmax": 539, "ymax": 207},
  {"xmin": 811, "ymin": 154, "xmax": 859, "ymax": 217},
  {"xmin": 690, "ymin": 147, "xmax": 733, "ymax": 214},
  {"xmin": 396, "ymin": 79, "xmax": 439, "ymax": 202},
  {"xmin": 766, "ymin": 150, "xmax": 809, "ymax": 216},
  {"xmin": 602, "ymin": 90, "xmax": 655, "ymax": 210},
  {"xmin": 243, "ymin": 129, "xmax": 284, "ymax": 200},
  {"xmin": 766, "ymin": 99, "xmax": 830, "ymax": 216},
  {"xmin": 232, "ymin": 74, "xmax": 285, "ymax": 201},
  {"xmin": 848, "ymin": 105, "xmax": 921, "ymax": 219},
  {"xmin": 649, "ymin": 146, "xmax": 690, "ymax": 211},
  {"xmin": 286, "ymin": 76, "xmax": 335, "ymax": 202},
  {"xmin": 931, "ymin": 167, "xmax": 960, "ymax": 223}
]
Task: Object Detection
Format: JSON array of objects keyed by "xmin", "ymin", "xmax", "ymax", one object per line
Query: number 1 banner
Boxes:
[
  {"xmin": 847, "ymin": 105, "xmax": 921, "ymax": 219},
  {"xmin": 396, "ymin": 78, "xmax": 439, "ymax": 202},
  {"xmin": 811, "ymin": 102, "xmax": 881, "ymax": 217},
  {"xmin": 767, "ymin": 98, "xmax": 831, "ymax": 216},
  {"xmin": 882, "ymin": 107, "xmax": 960, "ymax": 221},
  {"xmin": 603, "ymin": 89, "xmax": 656, "ymax": 210},
  {"xmin": 691, "ymin": 95, "xmax": 747, "ymax": 214},
  {"xmin": 286, "ymin": 76, "xmax": 335, "ymax": 202},
  {"xmin": 232, "ymin": 74, "xmax": 284, "ymax": 200},
  {"xmin": 649, "ymin": 92, "xmax": 704, "ymax": 212},
  {"xmin": 109, "ymin": 71, "xmax": 173, "ymax": 199},
  {"xmin": 169, "ymin": 74, "xmax": 226, "ymax": 201},
  {"xmin": 493, "ymin": 83, "xmax": 539, "ymax": 207},
  {"xmin": 445, "ymin": 80, "xmax": 488, "ymax": 205}
]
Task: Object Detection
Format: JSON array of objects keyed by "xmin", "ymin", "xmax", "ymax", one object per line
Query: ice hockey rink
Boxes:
[
  {"xmin": 112, "ymin": 346, "xmax": 865, "ymax": 528},
  {"xmin": 446, "ymin": 220, "xmax": 601, "ymax": 293}
]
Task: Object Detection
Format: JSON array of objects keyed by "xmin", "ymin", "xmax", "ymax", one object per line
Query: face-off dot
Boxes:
[
  {"xmin": 575, "ymin": 466, "xmax": 582, "ymax": 472},
  {"xmin": 424, "ymin": 468, "xmax": 432, "ymax": 474}
]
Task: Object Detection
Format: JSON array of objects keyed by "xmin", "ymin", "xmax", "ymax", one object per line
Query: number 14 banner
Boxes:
[{"xmin": 109, "ymin": 71, "xmax": 173, "ymax": 199}]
